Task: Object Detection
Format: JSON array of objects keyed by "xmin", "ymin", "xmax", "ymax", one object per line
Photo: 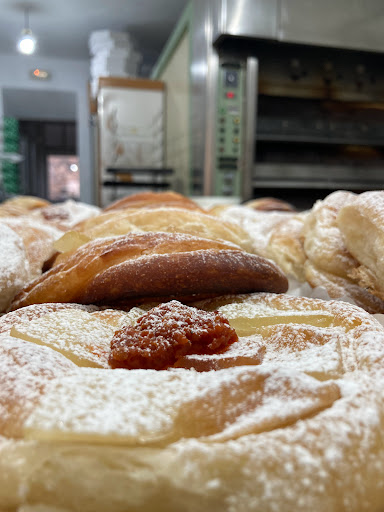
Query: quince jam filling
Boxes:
[{"xmin": 109, "ymin": 300, "xmax": 238, "ymax": 370}]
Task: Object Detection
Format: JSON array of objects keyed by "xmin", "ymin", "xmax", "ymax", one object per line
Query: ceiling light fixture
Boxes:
[{"xmin": 17, "ymin": 8, "xmax": 37, "ymax": 55}]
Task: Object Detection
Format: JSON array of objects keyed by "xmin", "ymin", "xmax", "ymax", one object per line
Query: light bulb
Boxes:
[{"xmin": 17, "ymin": 29, "xmax": 36, "ymax": 55}]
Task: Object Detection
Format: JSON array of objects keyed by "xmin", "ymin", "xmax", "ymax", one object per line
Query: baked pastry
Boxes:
[
  {"xmin": 50, "ymin": 206, "xmax": 254, "ymax": 266},
  {"xmin": 337, "ymin": 191, "xmax": 384, "ymax": 301},
  {"xmin": 298, "ymin": 190, "xmax": 384, "ymax": 313},
  {"xmin": 1, "ymin": 217, "xmax": 62, "ymax": 278},
  {"xmin": 0, "ymin": 293, "xmax": 383, "ymax": 511},
  {"xmin": 10, "ymin": 232, "xmax": 288, "ymax": 310},
  {"xmin": 302, "ymin": 190, "xmax": 359, "ymax": 278},
  {"xmin": 103, "ymin": 191, "xmax": 204, "ymax": 212},
  {"xmin": 208, "ymin": 204, "xmax": 306, "ymax": 281},
  {"xmin": 0, "ymin": 195, "xmax": 50, "ymax": 217},
  {"xmin": 0, "ymin": 223, "xmax": 30, "ymax": 312},
  {"xmin": 30, "ymin": 199, "xmax": 100, "ymax": 231},
  {"xmin": 243, "ymin": 196, "xmax": 297, "ymax": 212},
  {"xmin": 303, "ymin": 260, "xmax": 384, "ymax": 314},
  {"xmin": 266, "ymin": 212, "xmax": 308, "ymax": 282},
  {"xmin": 74, "ymin": 206, "xmax": 252, "ymax": 250},
  {"xmin": 209, "ymin": 204, "xmax": 296, "ymax": 258},
  {"xmin": 0, "ymin": 213, "xmax": 62, "ymax": 311}
]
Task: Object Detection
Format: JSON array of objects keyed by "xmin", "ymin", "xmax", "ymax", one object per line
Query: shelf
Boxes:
[
  {"xmin": 103, "ymin": 167, "xmax": 174, "ymax": 190},
  {"xmin": 252, "ymin": 179, "xmax": 384, "ymax": 190},
  {"xmin": 103, "ymin": 181, "xmax": 171, "ymax": 188},
  {"xmin": 256, "ymin": 133, "xmax": 384, "ymax": 147},
  {"xmin": 106, "ymin": 167, "xmax": 173, "ymax": 175}
]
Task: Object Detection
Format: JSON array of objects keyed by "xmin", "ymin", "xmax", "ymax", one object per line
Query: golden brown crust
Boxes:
[
  {"xmin": 10, "ymin": 232, "xmax": 288, "ymax": 310},
  {"xmin": 71, "ymin": 206, "xmax": 253, "ymax": 253},
  {"xmin": 0, "ymin": 195, "xmax": 51, "ymax": 217},
  {"xmin": 103, "ymin": 191, "xmax": 204, "ymax": 212},
  {"xmin": 243, "ymin": 197, "xmax": 297, "ymax": 212}
]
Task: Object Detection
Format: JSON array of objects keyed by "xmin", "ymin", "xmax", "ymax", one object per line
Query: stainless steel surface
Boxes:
[
  {"xmin": 279, "ymin": 0, "xmax": 384, "ymax": 53},
  {"xmin": 216, "ymin": 0, "xmax": 279, "ymax": 41},
  {"xmin": 215, "ymin": 0, "xmax": 384, "ymax": 53},
  {"xmin": 190, "ymin": 0, "xmax": 216, "ymax": 194},
  {"xmin": 242, "ymin": 56, "xmax": 258, "ymax": 201},
  {"xmin": 203, "ymin": 50, "xmax": 220, "ymax": 195}
]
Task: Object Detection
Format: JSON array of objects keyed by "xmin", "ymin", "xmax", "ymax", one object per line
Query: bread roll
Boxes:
[
  {"xmin": 243, "ymin": 197, "xmax": 297, "ymax": 212},
  {"xmin": 53, "ymin": 206, "xmax": 254, "ymax": 263},
  {"xmin": 10, "ymin": 232, "xmax": 288, "ymax": 310},
  {"xmin": 0, "ymin": 293, "xmax": 383, "ymax": 511},
  {"xmin": 103, "ymin": 191, "xmax": 204, "ymax": 212},
  {"xmin": 0, "ymin": 195, "xmax": 50, "ymax": 217}
]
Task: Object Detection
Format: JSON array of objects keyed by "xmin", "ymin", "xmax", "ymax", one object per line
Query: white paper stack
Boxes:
[{"xmin": 89, "ymin": 30, "xmax": 142, "ymax": 97}]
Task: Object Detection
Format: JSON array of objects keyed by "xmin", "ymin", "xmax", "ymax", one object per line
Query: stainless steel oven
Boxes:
[{"xmin": 154, "ymin": 0, "xmax": 384, "ymax": 208}]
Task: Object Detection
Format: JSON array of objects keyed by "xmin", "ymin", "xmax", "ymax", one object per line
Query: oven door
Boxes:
[{"xmin": 211, "ymin": 37, "xmax": 384, "ymax": 208}]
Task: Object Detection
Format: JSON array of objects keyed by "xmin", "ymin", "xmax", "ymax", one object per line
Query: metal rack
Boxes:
[{"xmin": 104, "ymin": 167, "xmax": 174, "ymax": 201}]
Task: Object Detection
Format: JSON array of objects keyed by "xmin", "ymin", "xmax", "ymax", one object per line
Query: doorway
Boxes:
[
  {"xmin": 19, "ymin": 119, "xmax": 78, "ymax": 201},
  {"xmin": 2, "ymin": 88, "xmax": 78, "ymax": 202}
]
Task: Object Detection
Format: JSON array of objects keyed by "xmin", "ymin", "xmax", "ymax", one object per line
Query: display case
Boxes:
[{"xmin": 96, "ymin": 77, "xmax": 172, "ymax": 207}]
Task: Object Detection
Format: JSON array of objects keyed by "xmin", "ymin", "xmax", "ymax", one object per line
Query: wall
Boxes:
[
  {"xmin": 157, "ymin": 29, "xmax": 190, "ymax": 195},
  {"xmin": 3, "ymin": 89, "xmax": 77, "ymax": 121},
  {"xmin": 0, "ymin": 54, "xmax": 95, "ymax": 204}
]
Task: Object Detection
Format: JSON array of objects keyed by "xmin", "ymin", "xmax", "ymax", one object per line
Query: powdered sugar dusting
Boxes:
[
  {"xmin": 212, "ymin": 206, "xmax": 294, "ymax": 258},
  {"xmin": 0, "ymin": 334, "xmax": 76, "ymax": 438},
  {"xmin": 11, "ymin": 309, "xmax": 116, "ymax": 368},
  {"xmin": 1, "ymin": 216, "xmax": 62, "ymax": 278},
  {"xmin": 31, "ymin": 200, "xmax": 100, "ymax": 230},
  {"xmin": 175, "ymin": 335, "xmax": 266, "ymax": 371},
  {"xmin": 0, "ymin": 303, "xmax": 99, "ymax": 336},
  {"xmin": 0, "ymin": 223, "xmax": 30, "ymax": 312},
  {"xmin": 164, "ymin": 372, "xmax": 384, "ymax": 511},
  {"xmin": 24, "ymin": 365, "xmax": 340, "ymax": 444},
  {"xmin": 2, "ymin": 290, "xmax": 384, "ymax": 510}
]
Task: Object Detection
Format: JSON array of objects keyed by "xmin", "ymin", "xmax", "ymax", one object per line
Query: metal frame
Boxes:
[{"xmin": 242, "ymin": 57, "xmax": 258, "ymax": 201}]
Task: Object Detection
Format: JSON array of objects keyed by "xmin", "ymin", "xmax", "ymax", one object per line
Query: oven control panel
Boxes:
[{"xmin": 215, "ymin": 63, "xmax": 244, "ymax": 196}]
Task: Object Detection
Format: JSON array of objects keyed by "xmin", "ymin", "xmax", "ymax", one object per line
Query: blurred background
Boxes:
[{"xmin": 1, "ymin": 0, "xmax": 384, "ymax": 209}]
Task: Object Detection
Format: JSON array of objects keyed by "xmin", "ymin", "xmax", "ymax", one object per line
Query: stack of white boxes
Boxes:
[{"xmin": 89, "ymin": 30, "xmax": 142, "ymax": 97}]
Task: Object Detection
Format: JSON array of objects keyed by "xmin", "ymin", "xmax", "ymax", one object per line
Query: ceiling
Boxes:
[{"xmin": 0, "ymin": 0, "xmax": 189, "ymax": 73}]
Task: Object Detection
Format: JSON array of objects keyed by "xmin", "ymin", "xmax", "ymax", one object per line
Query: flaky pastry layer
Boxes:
[
  {"xmin": 0, "ymin": 293, "xmax": 384, "ymax": 511},
  {"xmin": 10, "ymin": 232, "xmax": 288, "ymax": 310}
]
